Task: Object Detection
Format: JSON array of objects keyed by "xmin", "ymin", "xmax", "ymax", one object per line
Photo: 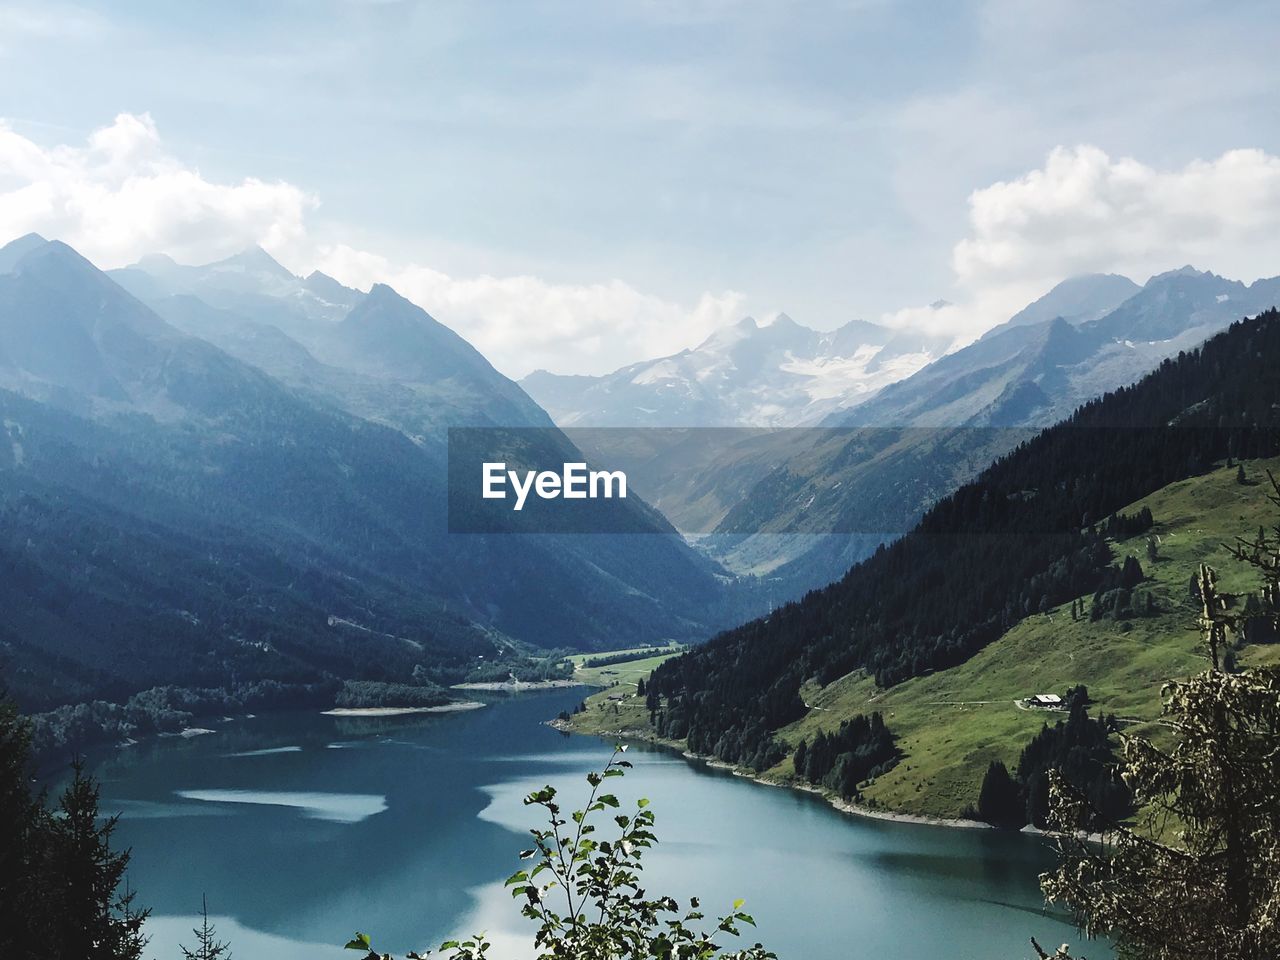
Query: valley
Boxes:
[{"xmin": 567, "ymin": 456, "xmax": 1280, "ymax": 821}]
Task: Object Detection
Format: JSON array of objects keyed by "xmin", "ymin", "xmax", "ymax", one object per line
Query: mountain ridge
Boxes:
[
  {"xmin": 644, "ymin": 307, "xmax": 1280, "ymax": 772},
  {"xmin": 0, "ymin": 236, "xmax": 743, "ymax": 715},
  {"xmin": 521, "ymin": 312, "xmax": 952, "ymax": 429}
]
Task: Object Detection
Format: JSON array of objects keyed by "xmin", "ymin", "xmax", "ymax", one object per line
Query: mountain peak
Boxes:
[
  {"xmin": 987, "ymin": 272, "xmax": 1141, "ymax": 340},
  {"xmin": 1, "ymin": 231, "xmax": 48, "ymax": 251},
  {"xmin": 366, "ymin": 281, "xmax": 407, "ymax": 304},
  {"xmin": 303, "ymin": 269, "xmax": 360, "ymax": 306},
  {"xmin": 14, "ymin": 238, "xmax": 104, "ymax": 279},
  {"xmin": 305, "ymin": 269, "xmax": 340, "ymax": 286},
  {"xmin": 132, "ymin": 252, "xmax": 181, "ymax": 275},
  {"xmin": 213, "ymin": 245, "xmax": 295, "ymax": 279},
  {"xmin": 1147, "ymin": 265, "xmax": 1213, "ymax": 284},
  {"xmin": 0, "ymin": 232, "xmax": 51, "ymax": 273}
]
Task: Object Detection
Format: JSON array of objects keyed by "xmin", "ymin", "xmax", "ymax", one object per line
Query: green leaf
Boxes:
[
  {"xmin": 344, "ymin": 933, "xmax": 373, "ymax": 951},
  {"xmin": 733, "ymin": 898, "xmax": 745, "ymax": 911}
]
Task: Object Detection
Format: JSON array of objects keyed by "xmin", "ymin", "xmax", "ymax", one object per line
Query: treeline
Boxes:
[
  {"xmin": 791, "ymin": 713, "xmax": 897, "ymax": 798},
  {"xmin": 973, "ymin": 687, "xmax": 1132, "ymax": 829},
  {"xmin": 648, "ymin": 310, "xmax": 1280, "ymax": 771},
  {"xmin": 1079, "ymin": 553, "xmax": 1162, "ymax": 624},
  {"xmin": 27, "ymin": 680, "xmax": 340, "ymax": 761},
  {"xmin": 334, "ymin": 680, "xmax": 452, "ymax": 708},
  {"xmin": 0, "ymin": 700, "xmax": 148, "ymax": 959},
  {"xmin": 23, "ymin": 651, "xmax": 570, "ymax": 760},
  {"xmin": 1100, "ymin": 506, "xmax": 1154, "ymax": 540},
  {"xmin": 463, "ymin": 653, "xmax": 575, "ymax": 684}
]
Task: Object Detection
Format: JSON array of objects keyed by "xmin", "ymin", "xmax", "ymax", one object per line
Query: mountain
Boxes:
[
  {"xmin": 516, "ymin": 270, "xmax": 1271, "ymax": 601},
  {"xmin": 686, "ymin": 266, "xmax": 1280, "ymax": 593},
  {"xmin": 982, "ymin": 273, "xmax": 1139, "ymax": 337},
  {"xmin": 113, "ymin": 251, "xmax": 549, "ymax": 435},
  {"xmin": 644, "ymin": 308, "xmax": 1280, "ymax": 772},
  {"xmin": 831, "ymin": 267, "xmax": 1269, "ymax": 430},
  {"xmin": 0, "ymin": 237, "xmax": 739, "ymax": 714},
  {"xmin": 521, "ymin": 313, "xmax": 951, "ymax": 429}
]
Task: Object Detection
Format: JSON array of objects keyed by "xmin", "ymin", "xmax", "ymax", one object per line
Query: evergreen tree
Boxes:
[
  {"xmin": 791, "ymin": 739, "xmax": 807, "ymax": 778},
  {"xmin": 180, "ymin": 896, "xmax": 232, "ymax": 960},
  {"xmin": 1237, "ymin": 462, "xmax": 1248, "ymax": 485},
  {"xmin": 975, "ymin": 760, "xmax": 1025, "ymax": 829},
  {"xmin": 1043, "ymin": 488, "xmax": 1280, "ymax": 959},
  {"xmin": 1120, "ymin": 555, "xmax": 1144, "ymax": 589},
  {"xmin": 44, "ymin": 760, "xmax": 148, "ymax": 960},
  {"xmin": 1043, "ymin": 663, "xmax": 1280, "ymax": 959},
  {"xmin": 0, "ymin": 700, "xmax": 42, "ymax": 957},
  {"xmin": 0, "ymin": 708, "xmax": 150, "ymax": 960}
]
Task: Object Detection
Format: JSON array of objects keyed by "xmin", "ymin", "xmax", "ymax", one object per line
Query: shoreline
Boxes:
[
  {"xmin": 453, "ymin": 679, "xmax": 583, "ymax": 692},
  {"xmin": 548, "ymin": 719, "xmax": 995, "ymax": 832},
  {"xmin": 322, "ymin": 702, "xmax": 485, "ymax": 717}
]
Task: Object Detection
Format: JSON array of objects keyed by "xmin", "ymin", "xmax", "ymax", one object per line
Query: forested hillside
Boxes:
[
  {"xmin": 648, "ymin": 309, "xmax": 1280, "ymax": 769},
  {"xmin": 0, "ymin": 237, "xmax": 734, "ymax": 726}
]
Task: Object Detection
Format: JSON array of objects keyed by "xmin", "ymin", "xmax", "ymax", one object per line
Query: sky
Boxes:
[{"xmin": 1, "ymin": 0, "xmax": 1279, "ymax": 377}]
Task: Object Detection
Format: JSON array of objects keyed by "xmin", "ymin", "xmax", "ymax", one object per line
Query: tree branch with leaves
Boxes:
[{"xmin": 346, "ymin": 745, "xmax": 773, "ymax": 960}]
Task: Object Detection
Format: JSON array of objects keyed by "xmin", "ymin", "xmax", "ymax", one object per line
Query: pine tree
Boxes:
[
  {"xmin": 976, "ymin": 759, "xmax": 1025, "ymax": 829},
  {"xmin": 44, "ymin": 760, "xmax": 149, "ymax": 960},
  {"xmin": 1237, "ymin": 463, "xmax": 1248, "ymax": 485},
  {"xmin": 181, "ymin": 895, "xmax": 232, "ymax": 960},
  {"xmin": 0, "ymin": 701, "xmax": 43, "ymax": 956},
  {"xmin": 1120, "ymin": 555, "xmax": 1145, "ymax": 589},
  {"xmin": 791, "ymin": 739, "xmax": 807, "ymax": 779},
  {"xmin": 1042, "ymin": 481, "xmax": 1280, "ymax": 959}
]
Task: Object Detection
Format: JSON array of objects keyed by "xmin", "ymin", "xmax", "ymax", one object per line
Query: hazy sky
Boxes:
[{"xmin": 2, "ymin": 0, "xmax": 1280, "ymax": 376}]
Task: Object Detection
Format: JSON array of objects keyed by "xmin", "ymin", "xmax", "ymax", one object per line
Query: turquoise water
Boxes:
[{"xmin": 90, "ymin": 690, "xmax": 1103, "ymax": 959}]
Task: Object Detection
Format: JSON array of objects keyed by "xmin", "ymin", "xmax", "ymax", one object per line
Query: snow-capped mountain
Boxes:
[{"xmin": 521, "ymin": 314, "xmax": 952, "ymax": 428}]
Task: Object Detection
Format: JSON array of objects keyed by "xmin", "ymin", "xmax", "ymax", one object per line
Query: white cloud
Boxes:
[
  {"xmin": 0, "ymin": 114, "xmax": 742, "ymax": 377},
  {"xmin": 315, "ymin": 244, "xmax": 744, "ymax": 377},
  {"xmin": 955, "ymin": 145, "xmax": 1280, "ymax": 290},
  {"xmin": 885, "ymin": 145, "xmax": 1280, "ymax": 341},
  {"xmin": 8, "ymin": 116, "xmax": 1280, "ymax": 372},
  {"xmin": 0, "ymin": 113, "xmax": 316, "ymax": 267}
]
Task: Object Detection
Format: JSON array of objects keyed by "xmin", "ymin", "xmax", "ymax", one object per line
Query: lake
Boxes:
[{"xmin": 89, "ymin": 689, "xmax": 1104, "ymax": 960}]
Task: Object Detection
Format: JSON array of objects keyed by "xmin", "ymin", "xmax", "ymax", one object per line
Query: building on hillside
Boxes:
[{"xmin": 1025, "ymin": 693, "xmax": 1064, "ymax": 709}]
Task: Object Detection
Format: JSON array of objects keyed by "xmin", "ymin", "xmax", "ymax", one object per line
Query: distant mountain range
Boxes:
[
  {"xmin": 0, "ymin": 236, "xmax": 742, "ymax": 713},
  {"xmin": 553, "ymin": 268, "xmax": 1280, "ymax": 595},
  {"xmin": 831, "ymin": 266, "xmax": 1279, "ymax": 430},
  {"xmin": 521, "ymin": 313, "xmax": 953, "ymax": 428},
  {"xmin": 7, "ymin": 231, "xmax": 1278, "ymax": 726},
  {"xmin": 646, "ymin": 306, "xmax": 1280, "ymax": 773}
]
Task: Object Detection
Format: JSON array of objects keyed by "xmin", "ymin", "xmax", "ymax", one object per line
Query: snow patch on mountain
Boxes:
[{"xmin": 521, "ymin": 314, "xmax": 950, "ymax": 428}]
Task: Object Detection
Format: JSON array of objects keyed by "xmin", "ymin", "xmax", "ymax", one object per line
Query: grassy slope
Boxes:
[
  {"xmin": 567, "ymin": 456, "xmax": 1280, "ymax": 817},
  {"xmin": 761, "ymin": 456, "xmax": 1280, "ymax": 818},
  {"xmin": 564, "ymin": 644, "xmax": 684, "ymax": 736}
]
